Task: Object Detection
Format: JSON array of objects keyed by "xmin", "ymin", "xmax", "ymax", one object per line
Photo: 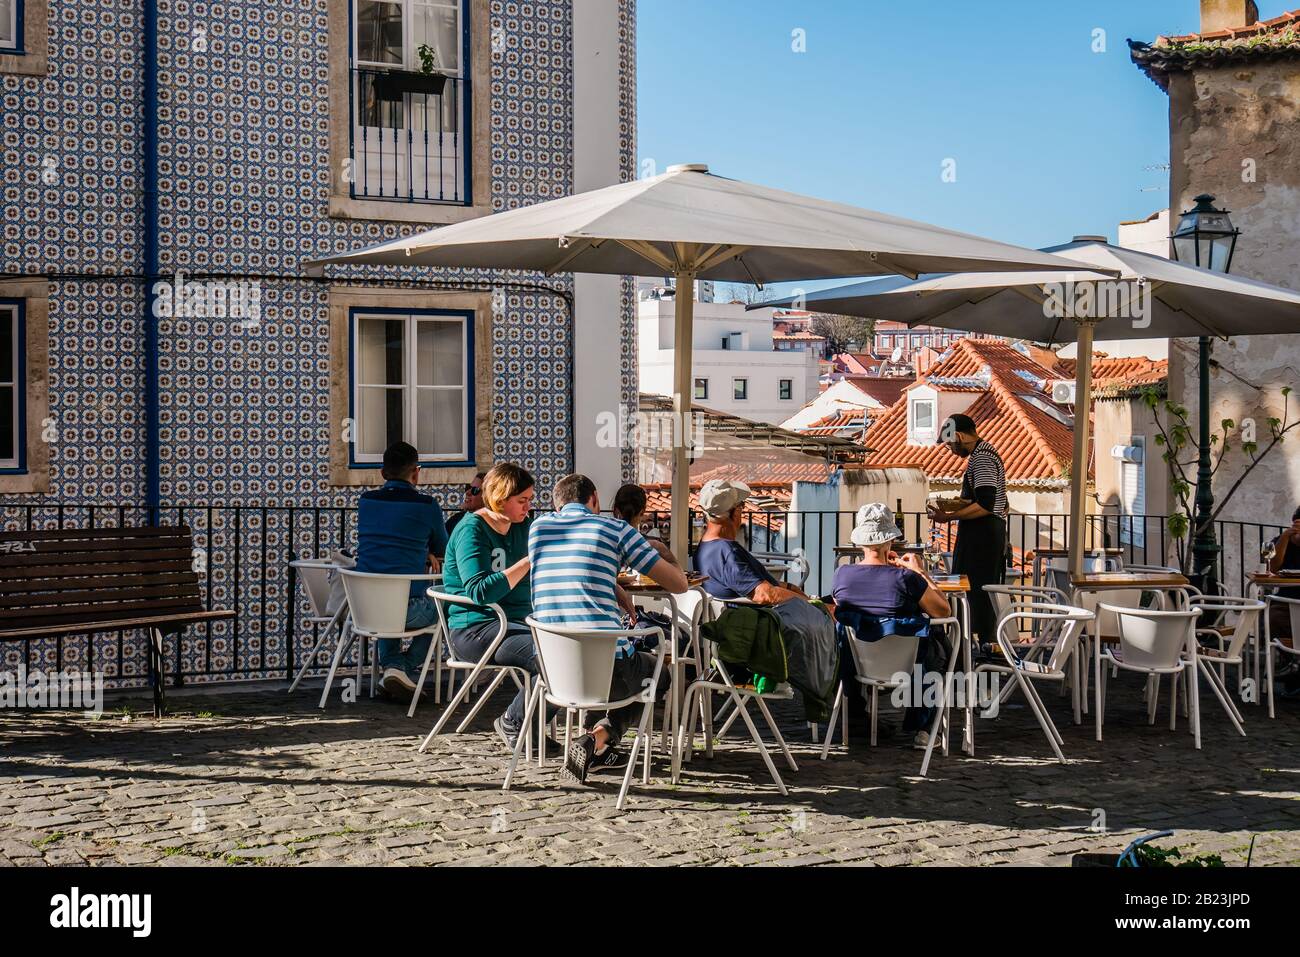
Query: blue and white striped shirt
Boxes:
[{"xmin": 528, "ymin": 503, "xmax": 661, "ymax": 657}]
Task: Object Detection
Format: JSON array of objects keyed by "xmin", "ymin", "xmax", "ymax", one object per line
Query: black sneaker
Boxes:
[
  {"xmin": 561, "ymin": 733, "xmax": 596, "ymax": 785},
  {"xmin": 588, "ymin": 745, "xmax": 629, "ymax": 773},
  {"xmin": 494, "ymin": 715, "xmax": 522, "ymax": 752}
]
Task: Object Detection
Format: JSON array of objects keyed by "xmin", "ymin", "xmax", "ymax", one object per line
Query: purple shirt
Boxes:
[{"xmin": 832, "ymin": 563, "xmax": 928, "ymax": 618}]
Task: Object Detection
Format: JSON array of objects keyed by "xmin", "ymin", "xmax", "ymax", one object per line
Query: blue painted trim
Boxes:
[
  {"xmin": 346, "ymin": 306, "xmax": 477, "ymax": 470},
  {"xmin": 0, "ymin": 299, "xmax": 26, "ymax": 474},
  {"xmin": 143, "ymin": 0, "xmax": 161, "ymax": 512}
]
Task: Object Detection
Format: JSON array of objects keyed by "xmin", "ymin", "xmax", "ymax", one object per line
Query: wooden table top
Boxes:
[
  {"xmin": 618, "ymin": 575, "xmax": 708, "ymax": 593},
  {"xmin": 931, "ymin": 574, "xmax": 970, "ymax": 593},
  {"xmin": 1248, "ymin": 571, "xmax": 1300, "ymax": 587},
  {"xmin": 1032, "ymin": 547, "xmax": 1125, "ymax": 558},
  {"xmin": 1070, "ymin": 571, "xmax": 1189, "ymax": 589}
]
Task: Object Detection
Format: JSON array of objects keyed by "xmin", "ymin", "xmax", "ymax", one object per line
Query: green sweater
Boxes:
[{"xmin": 441, "ymin": 513, "xmax": 532, "ymax": 630}]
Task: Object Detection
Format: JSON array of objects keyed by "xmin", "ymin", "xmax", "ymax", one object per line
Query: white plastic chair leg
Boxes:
[
  {"xmin": 318, "ymin": 623, "xmax": 355, "ymax": 709},
  {"xmin": 1199, "ymin": 661, "xmax": 1246, "ymax": 736},
  {"xmin": 729, "ymin": 690, "xmax": 787, "ymax": 796},
  {"xmin": 820, "ymin": 687, "xmax": 842, "ymax": 760},
  {"xmin": 754, "ymin": 694, "xmax": 798, "ymax": 773},
  {"xmin": 503, "ymin": 681, "xmax": 543, "ymax": 791}
]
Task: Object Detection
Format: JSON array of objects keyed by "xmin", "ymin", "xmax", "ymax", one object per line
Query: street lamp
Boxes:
[{"xmin": 1169, "ymin": 194, "xmax": 1241, "ymax": 594}]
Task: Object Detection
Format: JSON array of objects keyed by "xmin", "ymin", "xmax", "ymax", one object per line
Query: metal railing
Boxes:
[
  {"xmin": 0, "ymin": 503, "xmax": 1285, "ymax": 690},
  {"xmin": 350, "ymin": 67, "xmax": 467, "ymax": 205}
]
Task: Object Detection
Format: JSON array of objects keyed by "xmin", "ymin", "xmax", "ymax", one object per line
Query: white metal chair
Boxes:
[
  {"xmin": 1264, "ymin": 593, "xmax": 1300, "ymax": 718},
  {"xmin": 505, "ymin": 617, "xmax": 665, "ymax": 810},
  {"xmin": 335, "ymin": 569, "xmax": 442, "ymax": 711},
  {"xmin": 750, "ymin": 550, "xmax": 810, "ymax": 589},
  {"xmin": 984, "ymin": 583, "xmax": 1086, "ymax": 717},
  {"xmin": 1188, "ymin": 594, "xmax": 1263, "ymax": 736},
  {"xmin": 286, "ymin": 558, "xmax": 352, "ymax": 701},
  {"xmin": 975, "ymin": 602, "xmax": 1094, "ymax": 763},
  {"xmin": 676, "ymin": 597, "xmax": 799, "ymax": 795},
  {"xmin": 820, "ymin": 625, "xmax": 919, "ymax": 758},
  {"xmin": 417, "ymin": 591, "xmax": 532, "ymax": 749},
  {"xmin": 1095, "ymin": 603, "xmax": 1203, "ymax": 748}
]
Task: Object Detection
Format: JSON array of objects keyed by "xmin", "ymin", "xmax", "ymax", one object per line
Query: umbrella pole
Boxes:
[
  {"xmin": 671, "ymin": 270, "xmax": 697, "ymax": 563},
  {"xmin": 1068, "ymin": 320, "xmax": 1095, "ymax": 579}
]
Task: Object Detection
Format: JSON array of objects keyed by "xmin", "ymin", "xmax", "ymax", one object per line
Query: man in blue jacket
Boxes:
[{"xmin": 356, "ymin": 441, "xmax": 448, "ymax": 700}]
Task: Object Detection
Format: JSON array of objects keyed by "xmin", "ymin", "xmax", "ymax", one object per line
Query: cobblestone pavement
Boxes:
[{"xmin": 2, "ymin": 672, "xmax": 1299, "ymax": 866}]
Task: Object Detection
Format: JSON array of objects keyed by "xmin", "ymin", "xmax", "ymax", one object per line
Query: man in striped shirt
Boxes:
[
  {"xmin": 928, "ymin": 413, "xmax": 1008, "ymax": 644},
  {"xmin": 529, "ymin": 474, "xmax": 687, "ymax": 783}
]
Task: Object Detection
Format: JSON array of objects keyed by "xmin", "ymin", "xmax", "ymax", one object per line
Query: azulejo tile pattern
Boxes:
[{"xmin": 0, "ymin": 0, "xmax": 639, "ymax": 686}]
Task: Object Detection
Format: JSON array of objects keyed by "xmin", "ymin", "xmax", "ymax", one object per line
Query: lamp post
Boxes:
[{"xmin": 1169, "ymin": 194, "xmax": 1240, "ymax": 595}]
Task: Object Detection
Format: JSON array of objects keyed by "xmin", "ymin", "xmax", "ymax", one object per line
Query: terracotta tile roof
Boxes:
[
  {"xmin": 802, "ymin": 409, "xmax": 870, "ymax": 439},
  {"xmin": 833, "ymin": 352, "xmax": 876, "ymax": 376},
  {"xmin": 1130, "ymin": 9, "xmax": 1300, "ymax": 88},
  {"xmin": 1053, "ymin": 355, "xmax": 1168, "ymax": 394},
  {"xmin": 865, "ymin": 339, "xmax": 1075, "ymax": 487},
  {"xmin": 773, "ymin": 330, "xmax": 826, "ymax": 341},
  {"xmin": 842, "ymin": 374, "xmax": 912, "ymax": 409},
  {"xmin": 641, "ymin": 481, "xmax": 794, "ymax": 531},
  {"xmin": 693, "ymin": 461, "xmax": 835, "ymax": 485}
]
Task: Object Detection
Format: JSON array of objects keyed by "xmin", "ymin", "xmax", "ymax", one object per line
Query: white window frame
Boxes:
[
  {"xmin": 352, "ymin": 0, "xmax": 462, "ymax": 74},
  {"xmin": 733, "ymin": 377, "xmax": 748, "ymax": 401},
  {"xmin": 0, "ymin": 302, "xmax": 20, "ymax": 470},
  {"xmin": 350, "ymin": 310, "xmax": 471, "ymax": 464},
  {"xmin": 909, "ymin": 397, "xmax": 936, "ymax": 443}
]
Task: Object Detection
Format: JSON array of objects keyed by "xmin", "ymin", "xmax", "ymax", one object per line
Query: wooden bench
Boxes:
[{"xmin": 0, "ymin": 525, "xmax": 235, "ymax": 716}]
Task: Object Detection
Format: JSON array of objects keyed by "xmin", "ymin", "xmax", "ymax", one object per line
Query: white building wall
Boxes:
[{"xmin": 638, "ymin": 298, "xmax": 818, "ymax": 425}]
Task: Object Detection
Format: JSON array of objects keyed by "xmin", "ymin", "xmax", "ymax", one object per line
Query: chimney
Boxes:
[{"xmin": 1199, "ymin": 0, "xmax": 1259, "ymax": 33}]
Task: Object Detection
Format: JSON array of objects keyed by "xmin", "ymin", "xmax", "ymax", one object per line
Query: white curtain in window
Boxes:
[
  {"xmin": 413, "ymin": 0, "xmax": 460, "ymax": 74},
  {"xmin": 0, "ymin": 0, "xmax": 14, "ymax": 46}
]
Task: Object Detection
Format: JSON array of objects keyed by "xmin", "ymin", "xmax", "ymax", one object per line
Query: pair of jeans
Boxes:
[
  {"xmin": 449, "ymin": 619, "xmax": 556, "ymax": 731},
  {"xmin": 591, "ymin": 650, "xmax": 668, "ymax": 744},
  {"xmin": 377, "ymin": 595, "xmax": 440, "ymax": 680}
]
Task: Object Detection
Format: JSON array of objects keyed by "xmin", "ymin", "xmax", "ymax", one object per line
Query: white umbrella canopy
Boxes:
[
  {"xmin": 305, "ymin": 165, "xmax": 1098, "ymax": 559},
  {"xmin": 763, "ymin": 237, "xmax": 1300, "ymax": 574}
]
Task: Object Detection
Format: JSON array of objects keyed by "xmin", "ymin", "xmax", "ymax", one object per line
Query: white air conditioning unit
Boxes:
[{"xmin": 1051, "ymin": 380, "xmax": 1077, "ymax": 404}]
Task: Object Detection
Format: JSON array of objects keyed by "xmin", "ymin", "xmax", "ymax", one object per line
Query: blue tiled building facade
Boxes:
[{"xmin": 0, "ymin": 0, "xmax": 639, "ymax": 685}]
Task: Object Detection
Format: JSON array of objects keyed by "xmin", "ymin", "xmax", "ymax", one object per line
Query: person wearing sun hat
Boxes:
[
  {"xmin": 833, "ymin": 503, "xmax": 952, "ymax": 749},
  {"xmin": 694, "ymin": 478, "xmax": 840, "ymax": 722}
]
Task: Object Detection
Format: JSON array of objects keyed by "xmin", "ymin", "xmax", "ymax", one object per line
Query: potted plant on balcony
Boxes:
[{"xmin": 374, "ymin": 44, "xmax": 446, "ymax": 102}]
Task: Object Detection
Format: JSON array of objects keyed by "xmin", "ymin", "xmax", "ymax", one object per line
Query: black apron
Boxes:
[{"xmin": 951, "ymin": 467, "xmax": 1006, "ymax": 643}]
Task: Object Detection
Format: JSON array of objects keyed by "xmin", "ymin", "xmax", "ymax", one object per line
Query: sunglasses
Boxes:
[{"xmin": 468, "ymin": 485, "xmax": 482, "ymax": 494}]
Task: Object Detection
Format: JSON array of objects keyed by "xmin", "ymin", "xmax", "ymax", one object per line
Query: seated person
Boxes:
[
  {"xmin": 445, "ymin": 471, "xmax": 486, "ymax": 538},
  {"xmin": 441, "ymin": 462, "xmax": 553, "ymax": 752},
  {"xmin": 611, "ymin": 483, "xmax": 680, "ymax": 567},
  {"xmin": 529, "ymin": 474, "xmax": 688, "ymax": 784},
  {"xmin": 694, "ymin": 479, "xmax": 839, "ymax": 720},
  {"xmin": 833, "ymin": 503, "xmax": 951, "ymax": 749},
  {"xmin": 1268, "ymin": 506, "xmax": 1300, "ymax": 696},
  {"xmin": 355, "ymin": 441, "xmax": 448, "ymax": 700}
]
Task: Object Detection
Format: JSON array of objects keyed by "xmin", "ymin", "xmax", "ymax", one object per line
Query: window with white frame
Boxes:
[
  {"xmin": 350, "ymin": 0, "xmax": 467, "ymax": 204},
  {"xmin": 693, "ymin": 377, "xmax": 708, "ymax": 400},
  {"xmin": 0, "ymin": 302, "xmax": 22, "ymax": 471},
  {"xmin": 0, "ymin": 0, "xmax": 18, "ymax": 52},
  {"xmin": 909, "ymin": 397, "xmax": 936, "ymax": 444},
  {"xmin": 351, "ymin": 309, "xmax": 471, "ymax": 464},
  {"xmin": 779, "ymin": 379, "xmax": 792, "ymax": 401},
  {"xmin": 733, "ymin": 378, "xmax": 748, "ymax": 401}
]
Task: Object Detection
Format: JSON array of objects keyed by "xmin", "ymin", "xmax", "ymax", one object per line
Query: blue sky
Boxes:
[{"xmin": 637, "ymin": 0, "xmax": 1259, "ymax": 295}]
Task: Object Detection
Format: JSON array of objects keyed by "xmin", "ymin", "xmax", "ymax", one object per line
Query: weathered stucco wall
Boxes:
[{"xmin": 1168, "ymin": 60, "xmax": 1300, "ymax": 531}]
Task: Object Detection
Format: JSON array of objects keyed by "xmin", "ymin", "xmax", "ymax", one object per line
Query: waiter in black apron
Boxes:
[{"xmin": 927, "ymin": 413, "xmax": 1007, "ymax": 646}]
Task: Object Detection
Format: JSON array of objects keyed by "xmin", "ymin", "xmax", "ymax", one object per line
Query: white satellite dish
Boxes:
[{"xmin": 890, "ymin": 346, "xmax": 903, "ymax": 363}]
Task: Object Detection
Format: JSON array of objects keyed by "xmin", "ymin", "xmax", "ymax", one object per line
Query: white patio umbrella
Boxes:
[
  {"xmin": 304, "ymin": 164, "xmax": 1096, "ymax": 559},
  {"xmin": 761, "ymin": 237, "xmax": 1300, "ymax": 574}
]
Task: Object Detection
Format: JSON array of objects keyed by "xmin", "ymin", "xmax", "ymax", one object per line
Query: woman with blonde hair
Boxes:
[{"xmin": 441, "ymin": 462, "xmax": 555, "ymax": 751}]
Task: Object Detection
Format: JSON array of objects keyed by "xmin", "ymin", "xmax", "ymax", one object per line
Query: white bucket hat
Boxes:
[
  {"xmin": 698, "ymin": 479, "xmax": 751, "ymax": 519},
  {"xmin": 849, "ymin": 502, "xmax": 903, "ymax": 547}
]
